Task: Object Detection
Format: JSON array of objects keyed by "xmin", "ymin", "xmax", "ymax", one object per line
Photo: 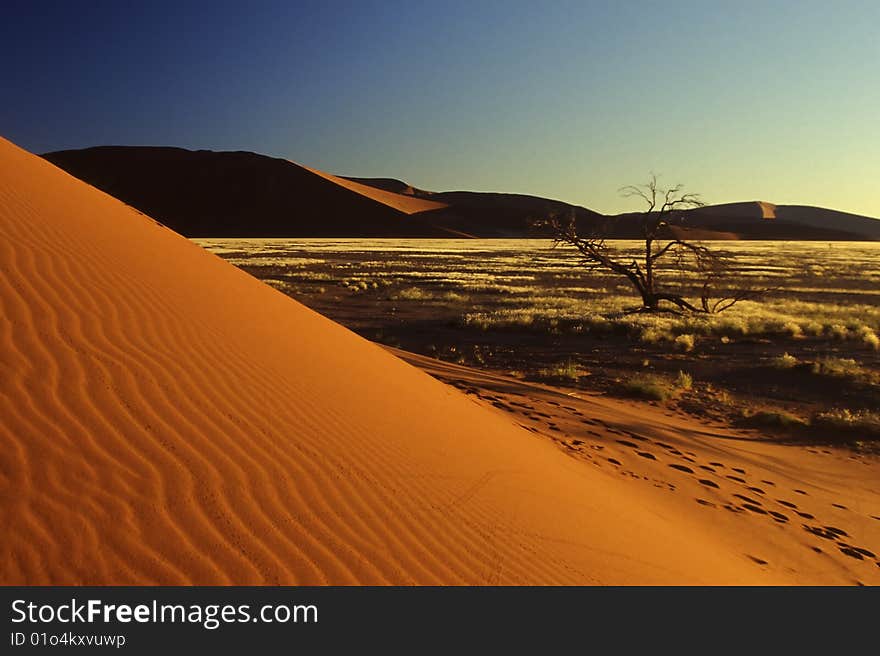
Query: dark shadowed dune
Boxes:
[
  {"xmin": 42, "ymin": 147, "xmax": 443, "ymax": 237},
  {"xmin": 42, "ymin": 147, "xmax": 603, "ymax": 238}
]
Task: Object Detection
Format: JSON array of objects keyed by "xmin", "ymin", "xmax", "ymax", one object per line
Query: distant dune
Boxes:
[
  {"xmin": 43, "ymin": 146, "xmax": 880, "ymax": 239},
  {"xmin": 682, "ymin": 201, "xmax": 880, "ymax": 240}
]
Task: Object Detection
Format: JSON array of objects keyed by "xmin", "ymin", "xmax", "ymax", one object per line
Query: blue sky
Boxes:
[{"xmin": 2, "ymin": 1, "xmax": 878, "ymax": 215}]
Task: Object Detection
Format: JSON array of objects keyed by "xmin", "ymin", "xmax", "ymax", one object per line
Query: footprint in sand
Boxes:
[
  {"xmin": 698, "ymin": 479, "xmax": 719, "ymax": 489},
  {"xmin": 742, "ymin": 503, "xmax": 767, "ymax": 515},
  {"xmin": 695, "ymin": 498, "xmax": 716, "ymax": 507},
  {"xmin": 727, "ymin": 475, "xmax": 746, "ymax": 483},
  {"xmin": 636, "ymin": 451, "xmax": 656, "ymax": 460},
  {"xmin": 777, "ymin": 500, "xmax": 798, "ymax": 509},
  {"xmin": 747, "ymin": 486, "xmax": 765, "ymax": 495},
  {"xmin": 734, "ymin": 494, "xmax": 762, "ymax": 505},
  {"xmin": 847, "ymin": 545, "xmax": 876, "ymax": 559},
  {"xmin": 837, "ymin": 545, "xmax": 876, "ymax": 561},
  {"xmin": 669, "ymin": 464, "xmax": 694, "ymax": 474},
  {"xmin": 832, "ymin": 503, "xmax": 848, "ymax": 510},
  {"xmin": 747, "ymin": 555, "xmax": 769, "ymax": 566},
  {"xmin": 607, "ymin": 458, "xmax": 622, "ymax": 466},
  {"xmin": 709, "ymin": 462, "xmax": 725, "ymax": 468},
  {"xmin": 804, "ymin": 525, "xmax": 848, "ymax": 540}
]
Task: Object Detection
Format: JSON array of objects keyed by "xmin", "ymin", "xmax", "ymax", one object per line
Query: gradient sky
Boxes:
[{"xmin": 2, "ymin": 0, "xmax": 878, "ymax": 216}]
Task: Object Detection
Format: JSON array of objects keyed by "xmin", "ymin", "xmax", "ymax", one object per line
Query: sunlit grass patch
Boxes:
[
  {"xmin": 618, "ymin": 374, "xmax": 677, "ymax": 402},
  {"xmin": 394, "ymin": 287, "xmax": 432, "ymax": 301},
  {"xmin": 810, "ymin": 357, "xmax": 876, "ymax": 383},
  {"xmin": 770, "ymin": 352, "xmax": 798, "ymax": 369},
  {"xmin": 536, "ymin": 359, "xmax": 583, "ymax": 382}
]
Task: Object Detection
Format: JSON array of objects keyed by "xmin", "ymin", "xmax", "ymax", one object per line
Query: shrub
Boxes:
[
  {"xmin": 538, "ymin": 359, "xmax": 582, "ymax": 381},
  {"xmin": 812, "ymin": 409, "xmax": 880, "ymax": 441},
  {"xmin": 810, "ymin": 357, "xmax": 864, "ymax": 378},
  {"xmin": 675, "ymin": 370, "xmax": 693, "ymax": 390},
  {"xmin": 395, "ymin": 287, "xmax": 431, "ymax": 301},
  {"xmin": 674, "ymin": 334, "xmax": 695, "ymax": 352},
  {"xmin": 771, "ymin": 352, "xmax": 798, "ymax": 369},
  {"xmin": 620, "ymin": 375, "xmax": 676, "ymax": 402},
  {"xmin": 856, "ymin": 326, "xmax": 879, "ymax": 350},
  {"xmin": 781, "ymin": 321, "xmax": 803, "ymax": 338}
]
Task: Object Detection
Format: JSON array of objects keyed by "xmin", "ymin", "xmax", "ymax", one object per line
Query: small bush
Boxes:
[
  {"xmin": 856, "ymin": 327, "xmax": 879, "ymax": 350},
  {"xmin": 771, "ymin": 352, "xmax": 798, "ymax": 369},
  {"xmin": 812, "ymin": 409, "xmax": 880, "ymax": 441},
  {"xmin": 811, "ymin": 357, "xmax": 863, "ymax": 378},
  {"xmin": 395, "ymin": 287, "xmax": 431, "ymax": 301},
  {"xmin": 674, "ymin": 334, "xmax": 695, "ymax": 352},
  {"xmin": 781, "ymin": 321, "xmax": 803, "ymax": 338},
  {"xmin": 440, "ymin": 291, "xmax": 469, "ymax": 303},
  {"xmin": 538, "ymin": 359, "xmax": 582, "ymax": 381},
  {"xmin": 620, "ymin": 375, "xmax": 676, "ymax": 402},
  {"xmin": 675, "ymin": 370, "xmax": 693, "ymax": 390},
  {"xmin": 640, "ymin": 327, "xmax": 670, "ymax": 344}
]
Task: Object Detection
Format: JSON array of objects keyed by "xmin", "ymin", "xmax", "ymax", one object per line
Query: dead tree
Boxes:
[{"xmin": 537, "ymin": 175, "xmax": 764, "ymax": 313}]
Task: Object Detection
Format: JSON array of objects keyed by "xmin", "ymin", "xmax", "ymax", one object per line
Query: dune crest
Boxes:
[
  {"xmin": 302, "ymin": 165, "xmax": 448, "ymax": 215},
  {"xmin": 1, "ymin": 136, "xmax": 859, "ymax": 585}
]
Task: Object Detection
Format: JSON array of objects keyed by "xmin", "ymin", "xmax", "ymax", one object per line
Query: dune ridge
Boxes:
[
  {"xmin": 302, "ymin": 165, "xmax": 448, "ymax": 215},
  {"xmin": 2, "ymin": 136, "xmax": 869, "ymax": 585}
]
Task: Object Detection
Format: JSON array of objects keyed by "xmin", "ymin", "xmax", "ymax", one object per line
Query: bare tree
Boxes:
[{"xmin": 537, "ymin": 175, "xmax": 763, "ymax": 314}]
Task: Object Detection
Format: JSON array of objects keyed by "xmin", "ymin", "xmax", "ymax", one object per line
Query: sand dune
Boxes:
[
  {"xmin": 2, "ymin": 136, "xmax": 876, "ymax": 585},
  {"xmin": 396, "ymin": 351, "xmax": 880, "ymax": 586},
  {"xmin": 41, "ymin": 146, "xmax": 444, "ymax": 237},
  {"xmin": 41, "ymin": 146, "xmax": 604, "ymax": 238}
]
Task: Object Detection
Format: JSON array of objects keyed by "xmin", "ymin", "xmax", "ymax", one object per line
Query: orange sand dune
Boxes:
[
  {"xmin": 302, "ymin": 164, "xmax": 448, "ymax": 215},
  {"xmin": 0, "ymin": 136, "xmax": 870, "ymax": 585}
]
